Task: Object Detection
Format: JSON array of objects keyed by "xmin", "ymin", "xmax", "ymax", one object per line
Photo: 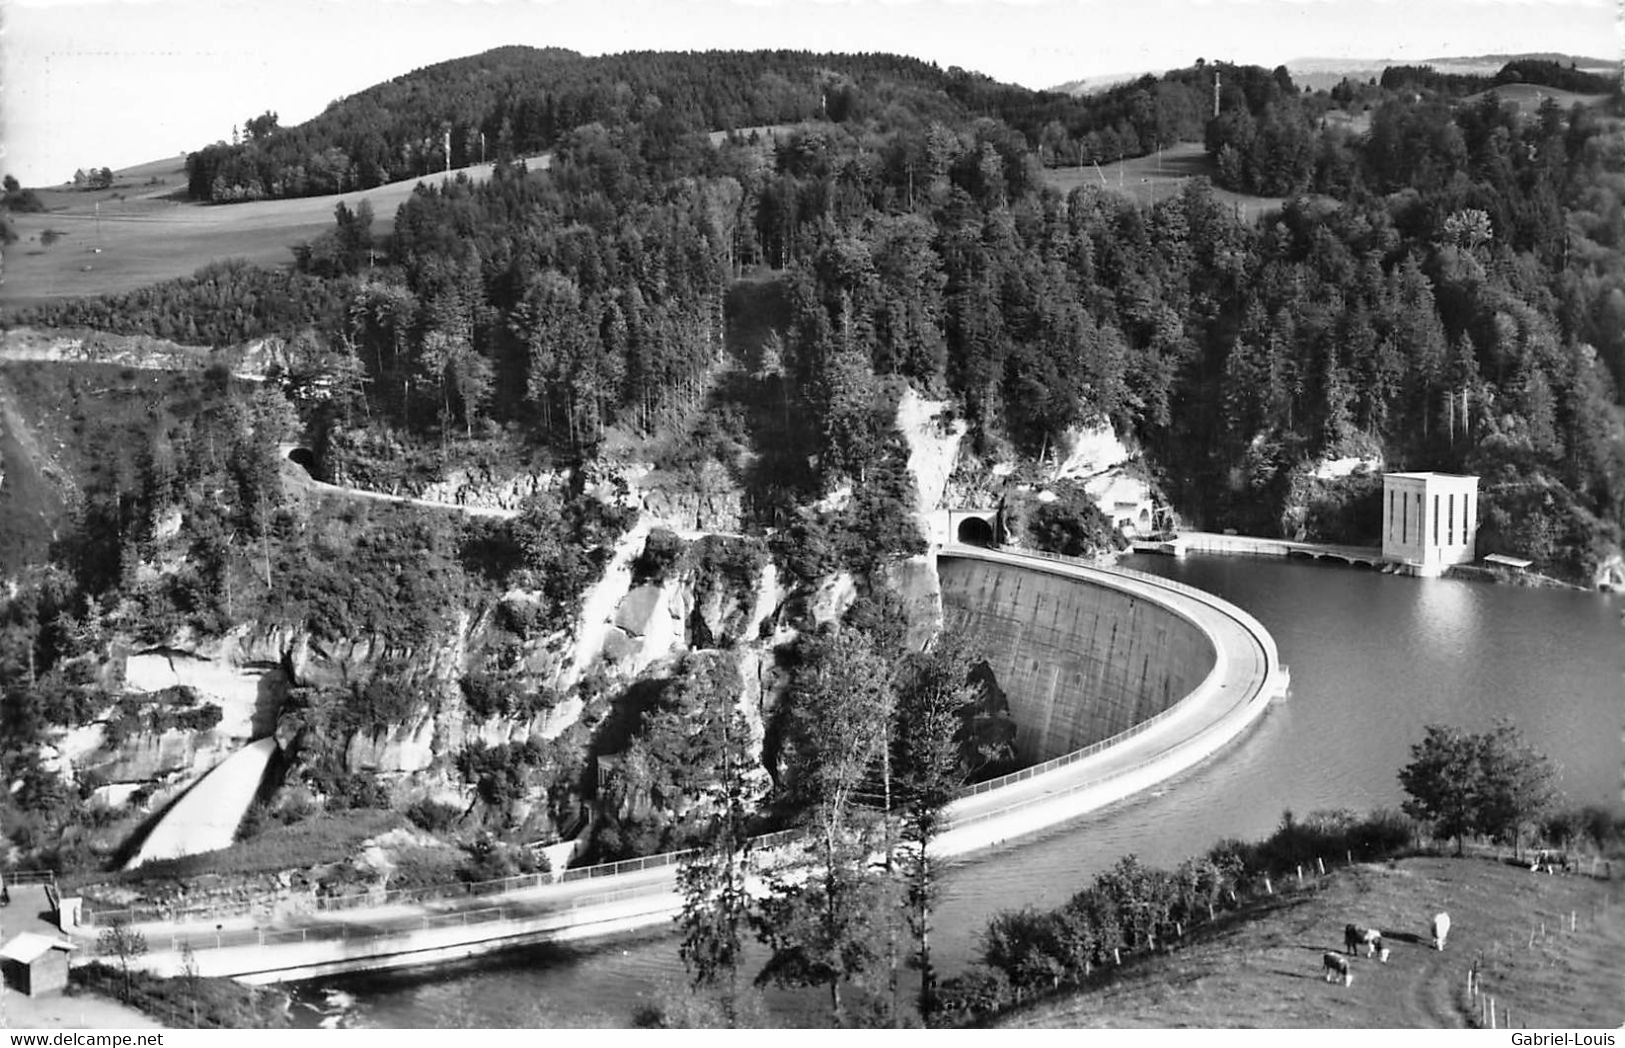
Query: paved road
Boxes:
[{"xmin": 280, "ymin": 458, "xmax": 520, "ymax": 519}]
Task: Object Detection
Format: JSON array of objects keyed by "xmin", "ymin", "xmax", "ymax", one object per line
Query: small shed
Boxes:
[{"xmin": 0, "ymin": 932, "xmax": 76, "ymax": 996}]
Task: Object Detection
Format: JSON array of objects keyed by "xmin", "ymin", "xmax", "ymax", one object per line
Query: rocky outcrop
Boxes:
[
  {"xmin": 897, "ymin": 389, "xmax": 966, "ymax": 521},
  {"xmin": 123, "ymin": 645, "xmax": 285, "ymax": 740},
  {"xmin": 1053, "ymin": 421, "xmax": 1156, "ymax": 533},
  {"xmin": 632, "ymin": 462, "xmax": 745, "ymax": 533},
  {"xmin": 413, "ymin": 464, "xmax": 563, "ymax": 511},
  {"xmin": 1051, "ymin": 421, "xmax": 1136, "ymax": 482},
  {"xmin": 1312, "ymin": 454, "xmax": 1384, "ymax": 479},
  {"xmin": 807, "ymin": 572, "xmax": 858, "ymax": 626},
  {"xmin": 344, "ymin": 715, "xmax": 438, "ymax": 774},
  {"xmin": 1594, "ymin": 552, "xmax": 1625, "ymax": 593},
  {"xmin": 403, "ymin": 458, "xmax": 747, "ymax": 533},
  {"xmin": 88, "ymin": 728, "xmax": 223, "ymax": 785}
]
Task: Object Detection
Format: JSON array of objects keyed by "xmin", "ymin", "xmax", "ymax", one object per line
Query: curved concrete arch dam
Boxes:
[{"xmin": 98, "ymin": 544, "xmax": 1288, "ymax": 983}]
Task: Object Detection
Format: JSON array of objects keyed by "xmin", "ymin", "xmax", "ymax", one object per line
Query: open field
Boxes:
[
  {"xmin": 1, "ymin": 154, "xmax": 548, "ymax": 308},
  {"xmin": 1465, "ymin": 84, "xmax": 1611, "ymax": 116},
  {"xmin": 998, "ymin": 854, "xmax": 1624, "ymax": 1029},
  {"xmin": 1041, "ymin": 141, "xmax": 1295, "ymax": 222}
]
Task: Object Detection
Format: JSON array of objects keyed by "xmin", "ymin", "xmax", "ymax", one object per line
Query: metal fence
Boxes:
[
  {"xmin": 159, "ymin": 874, "xmax": 690, "ymax": 956},
  {"xmin": 1, "ymin": 868, "xmax": 58, "ymax": 886},
  {"xmin": 83, "ymin": 825, "xmax": 808, "ymax": 933}
]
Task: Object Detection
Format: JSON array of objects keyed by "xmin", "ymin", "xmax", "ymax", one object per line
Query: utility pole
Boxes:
[{"xmin": 1214, "ymin": 71, "xmax": 1221, "ymax": 118}]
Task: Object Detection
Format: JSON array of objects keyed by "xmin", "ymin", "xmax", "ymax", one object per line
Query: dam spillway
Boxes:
[{"xmin": 938, "ymin": 550, "xmax": 1217, "ymax": 763}]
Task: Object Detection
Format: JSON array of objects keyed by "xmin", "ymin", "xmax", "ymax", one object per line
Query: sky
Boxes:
[{"xmin": 1, "ymin": 0, "xmax": 1617, "ymax": 187}]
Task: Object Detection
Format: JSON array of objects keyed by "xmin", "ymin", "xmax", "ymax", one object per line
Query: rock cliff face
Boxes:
[
  {"xmin": 1051, "ymin": 421, "xmax": 1156, "ymax": 533},
  {"xmin": 54, "ymin": 436, "xmax": 946, "ymax": 867},
  {"xmin": 896, "ymin": 388, "xmax": 966, "ymax": 526},
  {"xmin": 1594, "ymin": 553, "xmax": 1625, "ymax": 592}
]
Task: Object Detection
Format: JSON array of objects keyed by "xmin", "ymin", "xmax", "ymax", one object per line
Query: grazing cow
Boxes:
[
  {"xmin": 1322, "ymin": 952, "xmax": 1352, "ymax": 986},
  {"xmin": 1345, "ymin": 924, "xmax": 1382, "ymax": 956},
  {"xmin": 1431, "ymin": 912, "xmax": 1451, "ymax": 951}
]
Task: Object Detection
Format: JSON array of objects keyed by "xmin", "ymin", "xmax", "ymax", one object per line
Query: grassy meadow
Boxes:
[
  {"xmin": 997, "ymin": 854, "xmax": 1624, "ymax": 1029},
  {"xmin": 1, "ymin": 154, "xmax": 548, "ymax": 308},
  {"xmin": 1041, "ymin": 141, "xmax": 1297, "ymax": 222}
]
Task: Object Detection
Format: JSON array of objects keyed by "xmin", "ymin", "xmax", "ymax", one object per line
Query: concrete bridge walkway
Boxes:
[{"xmin": 1155, "ymin": 530, "xmax": 1385, "ymax": 567}]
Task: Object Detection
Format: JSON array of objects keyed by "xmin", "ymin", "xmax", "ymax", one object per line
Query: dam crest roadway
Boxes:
[{"xmin": 73, "ymin": 543, "xmax": 1289, "ymax": 984}]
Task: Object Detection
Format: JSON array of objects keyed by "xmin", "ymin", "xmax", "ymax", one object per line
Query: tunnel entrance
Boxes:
[
  {"xmin": 957, "ymin": 515, "xmax": 996, "ymax": 546},
  {"xmin": 286, "ymin": 446, "xmax": 317, "ymax": 474}
]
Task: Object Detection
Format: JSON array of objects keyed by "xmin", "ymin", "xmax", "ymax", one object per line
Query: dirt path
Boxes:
[{"xmin": 3, "ymin": 989, "xmax": 164, "ymax": 1030}]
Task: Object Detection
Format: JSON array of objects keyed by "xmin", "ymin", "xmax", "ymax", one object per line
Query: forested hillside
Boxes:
[{"xmin": 17, "ymin": 50, "xmax": 1625, "ymax": 579}]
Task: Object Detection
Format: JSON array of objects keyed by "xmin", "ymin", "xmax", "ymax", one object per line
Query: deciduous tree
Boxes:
[
  {"xmin": 755, "ymin": 627, "xmax": 896, "ymax": 1024},
  {"xmin": 97, "ymin": 919, "xmax": 149, "ymax": 1001}
]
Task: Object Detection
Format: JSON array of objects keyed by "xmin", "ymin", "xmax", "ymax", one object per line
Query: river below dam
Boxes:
[{"xmin": 294, "ymin": 553, "xmax": 1623, "ymax": 1028}]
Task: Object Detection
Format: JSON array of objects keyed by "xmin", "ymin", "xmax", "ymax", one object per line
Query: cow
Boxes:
[
  {"xmin": 1345, "ymin": 924, "xmax": 1382, "ymax": 957},
  {"xmin": 1322, "ymin": 951, "xmax": 1352, "ymax": 986},
  {"xmin": 1431, "ymin": 912, "xmax": 1451, "ymax": 951}
]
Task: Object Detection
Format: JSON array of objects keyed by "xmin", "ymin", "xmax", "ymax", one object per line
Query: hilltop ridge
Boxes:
[{"xmin": 1054, "ymin": 51, "xmax": 1617, "ymax": 95}]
